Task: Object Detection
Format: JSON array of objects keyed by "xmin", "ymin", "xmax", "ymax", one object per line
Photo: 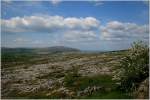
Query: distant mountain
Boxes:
[
  {"xmin": 1, "ymin": 47, "xmax": 34, "ymax": 54},
  {"xmin": 46, "ymin": 46, "xmax": 79, "ymax": 52},
  {"xmin": 32, "ymin": 46, "xmax": 80, "ymax": 54},
  {"xmin": 1, "ymin": 46, "xmax": 80, "ymax": 54}
]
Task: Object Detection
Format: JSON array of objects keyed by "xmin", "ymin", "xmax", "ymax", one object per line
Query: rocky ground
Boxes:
[{"xmin": 2, "ymin": 51, "xmax": 130, "ymax": 99}]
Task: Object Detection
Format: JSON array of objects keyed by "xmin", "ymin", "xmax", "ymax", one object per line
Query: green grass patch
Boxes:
[
  {"xmin": 80, "ymin": 90, "xmax": 132, "ymax": 99},
  {"xmin": 64, "ymin": 73, "xmax": 117, "ymax": 91}
]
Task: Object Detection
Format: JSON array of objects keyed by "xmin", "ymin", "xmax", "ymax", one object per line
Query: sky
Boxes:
[{"xmin": 1, "ymin": 1, "xmax": 149, "ymax": 51}]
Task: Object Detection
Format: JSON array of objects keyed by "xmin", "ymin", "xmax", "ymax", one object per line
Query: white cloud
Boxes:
[
  {"xmin": 32, "ymin": 40, "xmax": 43, "ymax": 44},
  {"xmin": 64, "ymin": 17, "xmax": 100, "ymax": 30},
  {"xmin": 1, "ymin": 15, "xmax": 148, "ymax": 46},
  {"xmin": 100, "ymin": 21, "xmax": 149, "ymax": 41},
  {"xmin": 51, "ymin": 0, "xmax": 62, "ymax": 5},
  {"xmin": 1, "ymin": 15, "xmax": 100, "ymax": 33},
  {"xmin": 106, "ymin": 21, "xmax": 125, "ymax": 30},
  {"xmin": 94, "ymin": 1, "xmax": 104, "ymax": 6},
  {"xmin": 90, "ymin": 1, "xmax": 104, "ymax": 6},
  {"xmin": 13, "ymin": 38, "xmax": 30, "ymax": 43},
  {"xmin": 63, "ymin": 30, "xmax": 97, "ymax": 42}
]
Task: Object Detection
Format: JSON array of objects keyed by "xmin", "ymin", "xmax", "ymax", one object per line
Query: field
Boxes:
[{"xmin": 1, "ymin": 49, "xmax": 134, "ymax": 99}]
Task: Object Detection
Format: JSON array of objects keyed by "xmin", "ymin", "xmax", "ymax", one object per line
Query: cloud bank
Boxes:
[
  {"xmin": 1, "ymin": 15, "xmax": 149, "ymax": 46},
  {"xmin": 100, "ymin": 21, "xmax": 149, "ymax": 41},
  {"xmin": 2, "ymin": 15, "xmax": 100, "ymax": 33}
]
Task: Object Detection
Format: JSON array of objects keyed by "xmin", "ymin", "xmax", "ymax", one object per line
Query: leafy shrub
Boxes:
[
  {"xmin": 64, "ymin": 73, "xmax": 77, "ymax": 87},
  {"xmin": 64, "ymin": 68, "xmax": 80, "ymax": 87},
  {"xmin": 114, "ymin": 41, "xmax": 149, "ymax": 92}
]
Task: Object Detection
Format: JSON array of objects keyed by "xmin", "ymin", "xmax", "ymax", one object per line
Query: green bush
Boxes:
[
  {"xmin": 64, "ymin": 73, "xmax": 77, "ymax": 87},
  {"xmin": 64, "ymin": 68, "xmax": 79, "ymax": 87},
  {"xmin": 114, "ymin": 41, "xmax": 149, "ymax": 92}
]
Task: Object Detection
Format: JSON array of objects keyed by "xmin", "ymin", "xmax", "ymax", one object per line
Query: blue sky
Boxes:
[{"xmin": 1, "ymin": 1, "xmax": 149, "ymax": 51}]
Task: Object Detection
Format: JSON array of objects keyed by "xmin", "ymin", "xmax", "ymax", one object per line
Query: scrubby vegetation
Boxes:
[
  {"xmin": 113, "ymin": 41, "xmax": 149, "ymax": 96},
  {"xmin": 1, "ymin": 41, "xmax": 149, "ymax": 99}
]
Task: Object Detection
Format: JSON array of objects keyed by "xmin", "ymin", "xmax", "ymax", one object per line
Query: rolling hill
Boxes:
[{"xmin": 1, "ymin": 46, "xmax": 80, "ymax": 54}]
